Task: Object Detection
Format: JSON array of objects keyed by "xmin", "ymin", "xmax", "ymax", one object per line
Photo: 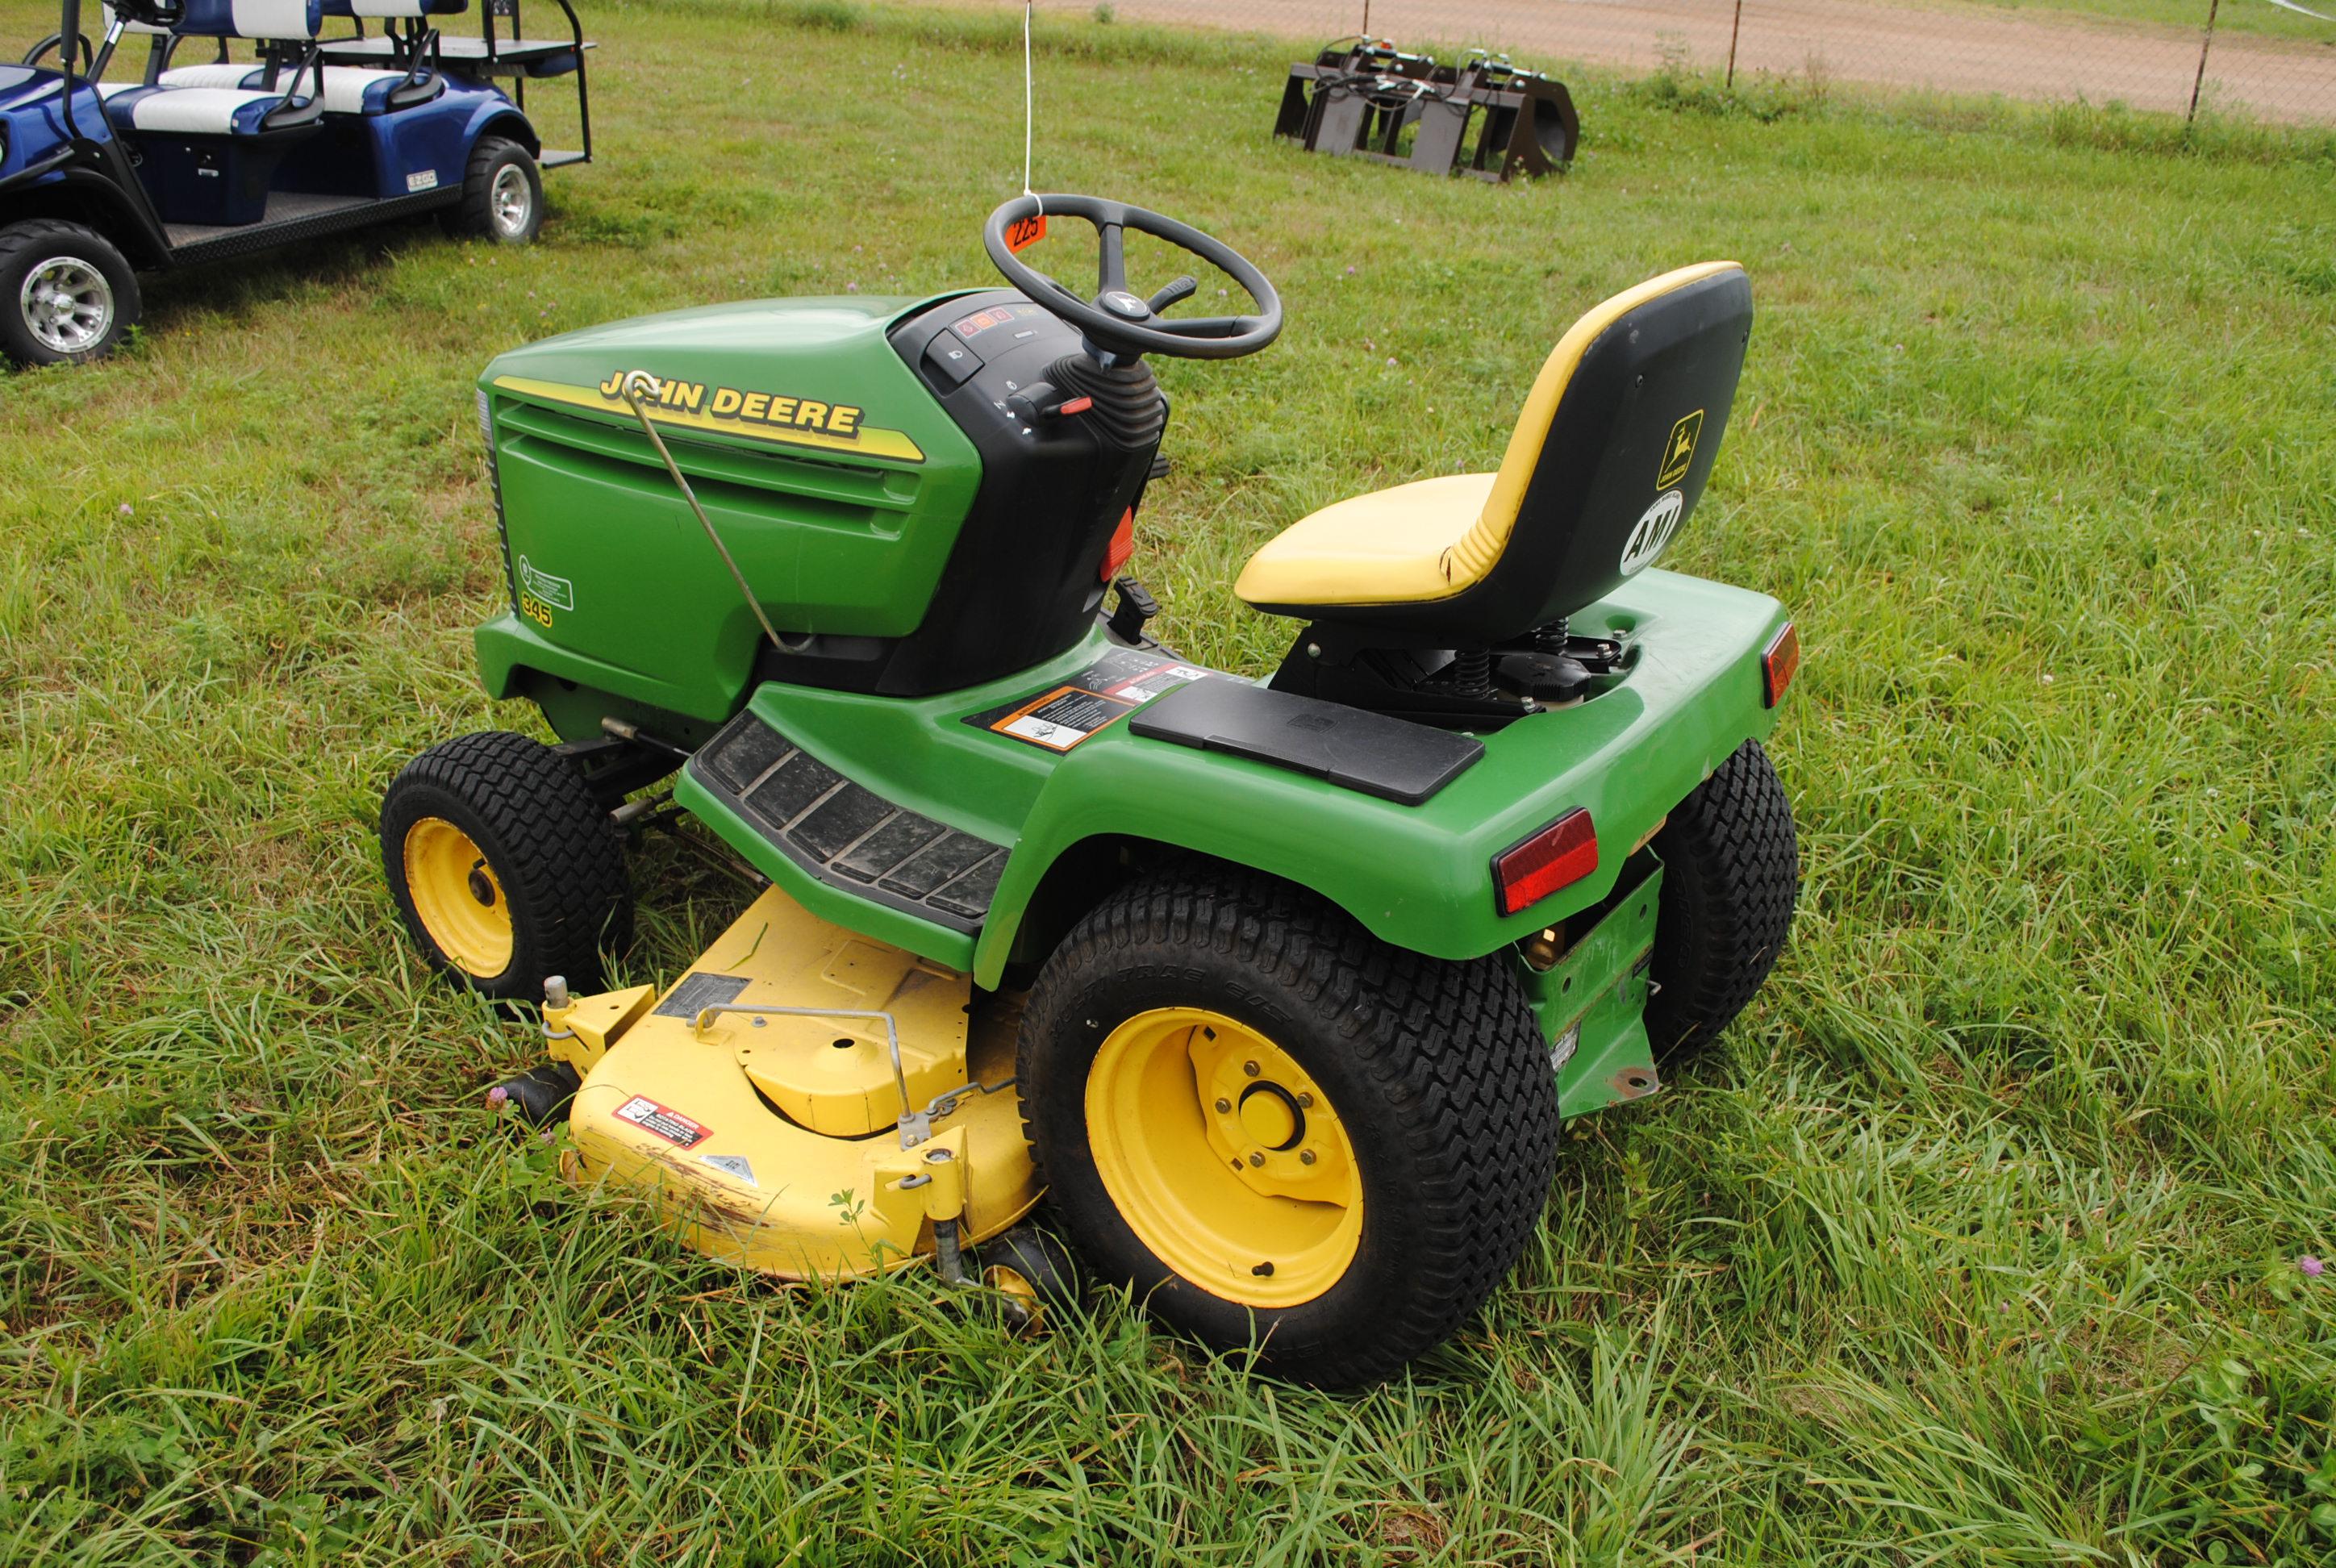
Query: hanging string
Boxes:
[{"xmin": 1023, "ymin": 2, "xmax": 1041, "ymax": 213}]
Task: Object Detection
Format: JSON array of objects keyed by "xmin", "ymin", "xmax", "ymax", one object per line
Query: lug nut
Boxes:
[
  {"xmin": 1242, "ymin": 1061, "xmax": 1260, "ymax": 1078},
  {"xmin": 1297, "ymin": 1092, "xmax": 1315, "ymax": 1108},
  {"xmin": 1214, "ymin": 1097, "xmax": 1232, "ymax": 1113},
  {"xmin": 1246, "ymin": 1151, "xmax": 1266, "ymax": 1168},
  {"xmin": 1299, "ymin": 1149, "xmax": 1316, "ymax": 1166}
]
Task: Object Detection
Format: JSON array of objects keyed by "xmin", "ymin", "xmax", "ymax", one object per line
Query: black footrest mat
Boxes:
[
  {"xmin": 1128, "ymin": 679, "xmax": 1483, "ymax": 806},
  {"xmin": 690, "ymin": 712, "xmax": 1007, "ymax": 932}
]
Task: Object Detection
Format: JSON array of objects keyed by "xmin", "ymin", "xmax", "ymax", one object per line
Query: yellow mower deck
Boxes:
[{"xmin": 544, "ymin": 886, "xmax": 1041, "ymax": 1278}]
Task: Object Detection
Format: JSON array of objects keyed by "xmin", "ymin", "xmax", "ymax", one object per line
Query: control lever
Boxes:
[
  {"xmin": 1109, "ymin": 576, "xmax": 1159, "ymax": 644},
  {"xmin": 1146, "ymin": 275, "xmax": 1199, "ymax": 313},
  {"xmin": 1006, "ymin": 381, "xmax": 1095, "ymax": 423}
]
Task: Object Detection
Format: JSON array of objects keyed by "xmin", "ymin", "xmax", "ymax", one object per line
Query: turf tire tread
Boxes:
[
  {"xmin": 1645, "ymin": 738, "xmax": 1799, "ymax": 1059},
  {"xmin": 1019, "ymin": 865, "xmax": 1559, "ymax": 1387},
  {"xmin": 382, "ymin": 730, "xmax": 631, "ymax": 998}
]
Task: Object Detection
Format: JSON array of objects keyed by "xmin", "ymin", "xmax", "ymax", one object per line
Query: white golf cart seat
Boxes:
[
  {"xmin": 157, "ymin": 60, "xmax": 442, "ymax": 113},
  {"xmin": 98, "ymin": 0, "xmax": 327, "ymax": 137},
  {"xmin": 104, "ymin": 82, "xmax": 303, "ymax": 133}
]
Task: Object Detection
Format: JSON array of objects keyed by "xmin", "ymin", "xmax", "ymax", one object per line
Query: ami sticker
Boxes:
[
  {"xmin": 612, "ymin": 1095, "xmax": 711, "ymax": 1149},
  {"xmin": 963, "ymin": 649, "xmax": 1225, "ymax": 752}
]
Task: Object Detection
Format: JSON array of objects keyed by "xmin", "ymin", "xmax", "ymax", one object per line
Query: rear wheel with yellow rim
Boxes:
[
  {"xmin": 1019, "ymin": 865, "xmax": 1561, "ymax": 1387},
  {"xmin": 380, "ymin": 730, "xmax": 632, "ymax": 1001}
]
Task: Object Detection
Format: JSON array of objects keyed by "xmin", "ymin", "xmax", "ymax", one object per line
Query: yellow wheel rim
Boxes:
[
  {"xmin": 985, "ymin": 1263, "xmax": 1043, "ymax": 1331},
  {"xmin": 1085, "ymin": 1007, "xmax": 1362, "ymax": 1309},
  {"xmin": 403, "ymin": 816, "xmax": 514, "ymax": 978}
]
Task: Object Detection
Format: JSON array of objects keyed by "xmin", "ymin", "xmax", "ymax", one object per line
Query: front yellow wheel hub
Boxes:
[
  {"xmin": 1085, "ymin": 1007, "xmax": 1362, "ymax": 1309},
  {"xmin": 403, "ymin": 816, "xmax": 513, "ymax": 978}
]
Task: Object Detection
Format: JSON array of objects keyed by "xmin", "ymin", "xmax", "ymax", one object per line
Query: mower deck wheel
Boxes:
[
  {"xmin": 381, "ymin": 729, "xmax": 631, "ymax": 999},
  {"xmin": 969, "ymin": 1223, "xmax": 1082, "ymax": 1333},
  {"xmin": 1018, "ymin": 865, "xmax": 1560, "ymax": 1387},
  {"xmin": 1645, "ymin": 738, "xmax": 1800, "ymax": 1061}
]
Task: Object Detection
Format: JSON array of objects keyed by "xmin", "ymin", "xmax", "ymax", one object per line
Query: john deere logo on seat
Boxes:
[{"xmin": 1658, "ymin": 409, "xmax": 1704, "ymax": 488}]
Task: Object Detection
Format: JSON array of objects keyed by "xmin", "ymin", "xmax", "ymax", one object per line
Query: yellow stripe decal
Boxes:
[{"xmin": 491, "ymin": 375, "xmax": 926, "ymax": 464}]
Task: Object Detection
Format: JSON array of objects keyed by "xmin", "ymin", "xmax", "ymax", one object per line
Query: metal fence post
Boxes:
[
  {"xmin": 2188, "ymin": 0, "xmax": 2219, "ymax": 123},
  {"xmin": 1727, "ymin": 0, "xmax": 1744, "ymax": 90}
]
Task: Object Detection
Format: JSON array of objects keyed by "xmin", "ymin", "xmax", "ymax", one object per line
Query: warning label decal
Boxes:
[
  {"xmin": 965, "ymin": 649, "xmax": 1229, "ymax": 753},
  {"xmin": 613, "ymin": 1095, "xmax": 712, "ymax": 1149},
  {"xmin": 988, "ymin": 686, "xmax": 1139, "ymax": 753}
]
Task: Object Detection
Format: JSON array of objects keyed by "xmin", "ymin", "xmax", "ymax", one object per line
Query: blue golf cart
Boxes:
[{"xmin": 0, "ymin": 0, "xmax": 594, "ymax": 365}]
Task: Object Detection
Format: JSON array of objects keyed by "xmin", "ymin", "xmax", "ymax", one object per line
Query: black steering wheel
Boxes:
[{"xmin": 982, "ymin": 194, "xmax": 1282, "ymax": 362}]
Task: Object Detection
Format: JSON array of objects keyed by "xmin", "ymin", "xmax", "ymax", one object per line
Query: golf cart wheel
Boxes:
[
  {"xmin": 380, "ymin": 730, "xmax": 631, "ymax": 1000},
  {"xmin": 1019, "ymin": 866, "xmax": 1560, "ymax": 1387},
  {"xmin": 0, "ymin": 220, "xmax": 140, "ymax": 367},
  {"xmin": 1645, "ymin": 738, "xmax": 1799, "ymax": 1061},
  {"xmin": 447, "ymin": 137, "xmax": 544, "ymax": 245},
  {"xmin": 970, "ymin": 1223, "xmax": 1082, "ymax": 1333}
]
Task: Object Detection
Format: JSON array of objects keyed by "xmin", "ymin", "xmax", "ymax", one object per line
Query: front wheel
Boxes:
[
  {"xmin": 445, "ymin": 137, "xmax": 544, "ymax": 245},
  {"xmin": 380, "ymin": 730, "xmax": 632, "ymax": 1000},
  {"xmin": 0, "ymin": 220, "xmax": 140, "ymax": 367},
  {"xmin": 1018, "ymin": 867, "xmax": 1560, "ymax": 1387}
]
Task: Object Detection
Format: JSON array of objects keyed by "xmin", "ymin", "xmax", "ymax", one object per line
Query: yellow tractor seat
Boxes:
[
  {"xmin": 1237, "ymin": 471, "xmax": 1500, "ymax": 608},
  {"xmin": 1237, "ymin": 261, "xmax": 1752, "ymax": 644}
]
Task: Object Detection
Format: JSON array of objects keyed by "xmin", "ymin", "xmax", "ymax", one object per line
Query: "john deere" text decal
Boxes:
[
  {"xmin": 489, "ymin": 372, "xmax": 927, "ymax": 463},
  {"xmin": 595, "ymin": 369, "xmax": 866, "ymax": 436}
]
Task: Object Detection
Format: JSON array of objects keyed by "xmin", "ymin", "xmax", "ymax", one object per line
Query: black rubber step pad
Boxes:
[{"xmin": 690, "ymin": 711, "xmax": 1008, "ymax": 934}]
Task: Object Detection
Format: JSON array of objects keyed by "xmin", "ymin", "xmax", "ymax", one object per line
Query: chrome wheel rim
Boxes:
[
  {"xmin": 19, "ymin": 256, "xmax": 112, "ymax": 355},
  {"xmin": 490, "ymin": 165, "xmax": 532, "ymax": 238}
]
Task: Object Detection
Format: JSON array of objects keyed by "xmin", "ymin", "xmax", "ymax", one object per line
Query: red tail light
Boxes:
[
  {"xmin": 1762, "ymin": 621, "xmax": 1800, "ymax": 707},
  {"xmin": 1100, "ymin": 508, "xmax": 1135, "ymax": 582},
  {"xmin": 1493, "ymin": 809, "xmax": 1599, "ymax": 917}
]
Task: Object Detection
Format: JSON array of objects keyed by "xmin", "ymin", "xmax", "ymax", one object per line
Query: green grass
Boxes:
[
  {"xmin": 5, "ymin": 0, "xmax": 2335, "ymax": 1562},
  {"xmin": 1916, "ymin": 0, "xmax": 2336, "ymax": 46}
]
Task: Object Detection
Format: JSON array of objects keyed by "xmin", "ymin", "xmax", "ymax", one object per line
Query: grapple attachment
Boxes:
[{"xmin": 1274, "ymin": 40, "xmax": 1579, "ymax": 183}]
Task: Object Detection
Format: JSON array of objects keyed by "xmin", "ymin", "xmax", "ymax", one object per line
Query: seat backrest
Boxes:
[
  {"xmin": 319, "ymin": 0, "xmax": 469, "ymax": 18},
  {"xmin": 173, "ymin": 0, "xmax": 322, "ymax": 35},
  {"xmin": 1441, "ymin": 261, "xmax": 1751, "ymax": 634}
]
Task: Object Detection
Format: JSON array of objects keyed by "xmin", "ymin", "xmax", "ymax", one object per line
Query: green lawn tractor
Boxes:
[{"xmin": 380, "ymin": 194, "xmax": 1801, "ymax": 1386}]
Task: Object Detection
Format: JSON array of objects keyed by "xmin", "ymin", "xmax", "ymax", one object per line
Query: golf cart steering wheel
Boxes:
[{"xmin": 982, "ymin": 194, "xmax": 1282, "ymax": 361}]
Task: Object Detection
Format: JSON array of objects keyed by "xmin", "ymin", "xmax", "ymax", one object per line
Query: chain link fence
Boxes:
[{"xmin": 1016, "ymin": 0, "xmax": 2336, "ymax": 124}]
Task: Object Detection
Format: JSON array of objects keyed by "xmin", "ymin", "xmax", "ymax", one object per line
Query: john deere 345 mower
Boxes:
[{"xmin": 381, "ymin": 194, "xmax": 1800, "ymax": 1385}]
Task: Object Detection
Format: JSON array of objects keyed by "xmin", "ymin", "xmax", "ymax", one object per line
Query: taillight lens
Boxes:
[
  {"xmin": 1100, "ymin": 507, "xmax": 1135, "ymax": 582},
  {"xmin": 1762, "ymin": 621, "xmax": 1800, "ymax": 707},
  {"xmin": 1493, "ymin": 808, "xmax": 1598, "ymax": 917}
]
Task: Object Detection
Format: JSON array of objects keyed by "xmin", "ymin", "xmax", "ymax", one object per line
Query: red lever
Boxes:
[{"xmin": 1101, "ymin": 509, "xmax": 1135, "ymax": 582}]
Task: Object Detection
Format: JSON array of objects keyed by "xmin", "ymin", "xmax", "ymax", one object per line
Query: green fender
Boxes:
[
  {"xmin": 671, "ymin": 568, "xmax": 1786, "ymax": 991},
  {"xmin": 973, "ymin": 569, "xmax": 1785, "ymax": 988}
]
